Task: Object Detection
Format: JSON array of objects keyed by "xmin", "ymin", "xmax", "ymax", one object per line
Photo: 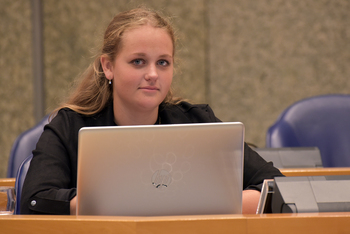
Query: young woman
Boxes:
[{"xmin": 21, "ymin": 7, "xmax": 283, "ymax": 215}]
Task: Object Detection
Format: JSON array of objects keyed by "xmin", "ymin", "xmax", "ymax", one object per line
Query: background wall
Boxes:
[{"xmin": 1, "ymin": 0, "xmax": 349, "ymax": 177}]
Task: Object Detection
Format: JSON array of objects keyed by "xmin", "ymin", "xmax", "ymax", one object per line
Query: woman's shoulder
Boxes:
[
  {"xmin": 52, "ymin": 103, "xmax": 115, "ymax": 127},
  {"xmin": 46, "ymin": 108, "xmax": 86, "ymax": 134},
  {"xmin": 53, "ymin": 107, "xmax": 86, "ymax": 123}
]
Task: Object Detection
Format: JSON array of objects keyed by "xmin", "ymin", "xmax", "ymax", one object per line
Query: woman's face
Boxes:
[{"xmin": 106, "ymin": 25, "xmax": 173, "ymax": 115}]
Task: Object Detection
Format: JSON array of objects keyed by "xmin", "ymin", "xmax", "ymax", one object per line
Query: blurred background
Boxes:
[{"xmin": 0, "ymin": 0, "xmax": 349, "ymax": 177}]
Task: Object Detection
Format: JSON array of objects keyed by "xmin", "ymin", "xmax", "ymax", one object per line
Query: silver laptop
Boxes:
[{"xmin": 76, "ymin": 122, "xmax": 244, "ymax": 216}]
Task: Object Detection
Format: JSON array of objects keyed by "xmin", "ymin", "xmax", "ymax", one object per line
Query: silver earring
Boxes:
[{"xmin": 109, "ymin": 80, "xmax": 112, "ymax": 85}]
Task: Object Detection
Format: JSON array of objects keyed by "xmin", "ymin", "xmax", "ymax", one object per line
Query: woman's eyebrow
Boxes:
[{"xmin": 130, "ymin": 53, "xmax": 172, "ymax": 58}]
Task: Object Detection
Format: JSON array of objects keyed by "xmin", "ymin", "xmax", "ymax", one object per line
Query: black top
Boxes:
[{"xmin": 21, "ymin": 101, "xmax": 283, "ymax": 214}]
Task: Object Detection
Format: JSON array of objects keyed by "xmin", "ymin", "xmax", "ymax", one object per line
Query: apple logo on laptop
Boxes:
[{"xmin": 151, "ymin": 169, "xmax": 172, "ymax": 189}]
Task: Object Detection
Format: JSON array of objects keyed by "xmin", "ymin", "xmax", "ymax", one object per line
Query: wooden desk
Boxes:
[
  {"xmin": 280, "ymin": 167, "xmax": 350, "ymax": 177},
  {"xmin": 1, "ymin": 169, "xmax": 349, "ymax": 234},
  {"xmin": 0, "ymin": 178, "xmax": 15, "ymax": 187},
  {"xmin": 1, "ymin": 213, "xmax": 349, "ymax": 234}
]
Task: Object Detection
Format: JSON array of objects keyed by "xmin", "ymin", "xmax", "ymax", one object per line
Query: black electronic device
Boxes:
[{"xmin": 271, "ymin": 176, "xmax": 350, "ymax": 213}]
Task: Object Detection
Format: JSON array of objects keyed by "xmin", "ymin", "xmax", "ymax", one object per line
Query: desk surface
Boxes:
[
  {"xmin": 280, "ymin": 167, "xmax": 350, "ymax": 177},
  {"xmin": 1, "ymin": 213, "xmax": 350, "ymax": 234},
  {"xmin": 0, "ymin": 178, "xmax": 15, "ymax": 187}
]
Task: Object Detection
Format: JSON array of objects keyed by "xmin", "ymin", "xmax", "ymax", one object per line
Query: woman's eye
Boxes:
[
  {"xmin": 132, "ymin": 59, "xmax": 145, "ymax": 65},
  {"xmin": 158, "ymin": 60, "xmax": 169, "ymax": 66}
]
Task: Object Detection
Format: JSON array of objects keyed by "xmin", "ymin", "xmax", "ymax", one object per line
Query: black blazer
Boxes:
[{"xmin": 21, "ymin": 101, "xmax": 283, "ymax": 214}]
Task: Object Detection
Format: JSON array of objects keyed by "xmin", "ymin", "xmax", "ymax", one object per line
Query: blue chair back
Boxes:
[
  {"xmin": 7, "ymin": 115, "xmax": 49, "ymax": 178},
  {"xmin": 266, "ymin": 94, "xmax": 350, "ymax": 167},
  {"xmin": 14, "ymin": 155, "xmax": 32, "ymax": 214}
]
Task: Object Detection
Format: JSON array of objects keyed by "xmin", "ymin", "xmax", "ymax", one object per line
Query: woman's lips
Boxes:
[{"xmin": 139, "ymin": 86, "xmax": 159, "ymax": 90}]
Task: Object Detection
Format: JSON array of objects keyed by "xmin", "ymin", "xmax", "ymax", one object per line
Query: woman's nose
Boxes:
[{"xmin": 145, "ymin": 65, "xmax": 158, "ymax": 81}]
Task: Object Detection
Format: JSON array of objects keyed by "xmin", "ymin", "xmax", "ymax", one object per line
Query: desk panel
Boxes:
[
  {"xmin": 1, "ymin": 213, "xmax": 350, "ymax": 234},
  {"xmin": 0, "ymin": 215, "xmax": 246, "ymax": 234},
  {"xmin": 247, "ymin": 213, "xmax": 350, "ymax": 234}
]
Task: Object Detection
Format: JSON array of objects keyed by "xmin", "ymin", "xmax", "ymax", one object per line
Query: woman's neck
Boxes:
[{"xmin": 113, "ymin": 105, "xmax": 159, "ymax": 126}]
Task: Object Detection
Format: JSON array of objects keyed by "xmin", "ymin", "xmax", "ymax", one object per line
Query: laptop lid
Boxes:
[{"xmin": 76, "ymin": 122, "xmax": 244, "ymax": 216}]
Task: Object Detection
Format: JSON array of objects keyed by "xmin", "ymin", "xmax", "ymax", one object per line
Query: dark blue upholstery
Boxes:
[
  {"xmin": 266, "ymin": 94, "xmax": 350, "ymax": 167},
  {"xmin": 14, "ymin": 155, "xmax": 32, "ymax": 214},
  {"xmin": 7, "ymin": 115, "xmax": 49, "ymax": 178}
]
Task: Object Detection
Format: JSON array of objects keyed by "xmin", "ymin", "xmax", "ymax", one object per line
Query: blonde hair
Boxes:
[{"xmin": 56, "ymin": 7, "xmax": 180, "ymax": 116}]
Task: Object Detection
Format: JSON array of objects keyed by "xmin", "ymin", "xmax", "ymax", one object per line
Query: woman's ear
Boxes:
[{"xmin": 100, "ymin": 55, "xmax": 114, "ymax": 81}]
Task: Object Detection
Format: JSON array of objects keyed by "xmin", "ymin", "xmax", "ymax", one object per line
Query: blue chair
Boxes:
[
  {"xmin": 266, "ymin": 94, "xmax": 350, "ymax": 167},
  {"xmin": 14, "ymin": 155, "xmax": 32, "ymax": 214},
  {"xmin": 7, "ymin": 115, "xmax": 49, "ymax": 178}
]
